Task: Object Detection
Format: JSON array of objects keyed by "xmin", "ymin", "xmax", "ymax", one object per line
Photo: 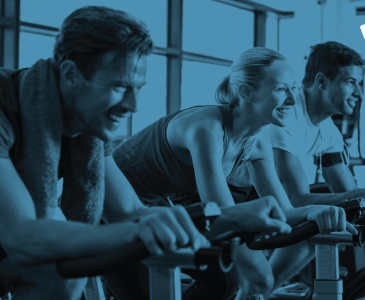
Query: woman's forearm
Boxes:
[{"xmin": 4, "ymin": 219, "xmax": 138, "ymax": 267}]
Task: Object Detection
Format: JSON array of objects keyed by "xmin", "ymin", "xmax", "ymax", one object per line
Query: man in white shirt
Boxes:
[
  {"xmin": 264, "ymin": 41, "xmax": 365, "ymax": 295},
  {"xmin": 266, "ymin": 41, "xmax": 364, "ymax": 207}
]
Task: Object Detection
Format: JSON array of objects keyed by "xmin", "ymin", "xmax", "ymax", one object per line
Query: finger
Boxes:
[
  {"xmin": 192, "ymin": 234, "xmax": 211, "ymax": 251},
  {"xmin": 263, "ymin": 218, "xmax": 292, "ymax": 235},
  {"xmin": 265, "ymin": 197, "xmax": 287, "ymax": 223},
  {"xmin": 158, "ymin": 207, "xmax": 191, "ymax": 247},
  {"xmin": 172, "ymin": 205, "xmax": 210, "ymax": 248},
  {"xmin": 338, "ymin": 208, "xmax": 346, "ymax": 232},
  {"xmin": 253, "ymin": 233, "xmax": 265, "ymax": 242},
  {"xmin": 330, "ymin": 207, "xmax": 339, "ymax": 232},
  {"xmin": 346, "ymin": 222, "xmax": 358, "ymax": 235},
  {"xmin": 316, "ymin": 213, "xmax": 325, "ymax": 235},
  {"xmin": 138, "ymin": 226, "xmax": 164, "ymax": 256},
  {"xmin": 148, "ymin": 220, "xmax": 178, "ymax": 252},
  {"xmin": 322, "ymin": 209, "xmax": 332, "ymax": 235}
]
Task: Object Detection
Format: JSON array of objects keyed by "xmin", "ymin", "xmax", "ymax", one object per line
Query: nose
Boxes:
[
  {"xmin": 285, "ymin": 89, "xmax": 297, "ymax": 106},
  {"xmin": 353, "ymin": 83, "xmax": 363, "ymax": 100},
  {"xmin": 122, "ymin": 88, "xmax": 138, "ymax": 113}
]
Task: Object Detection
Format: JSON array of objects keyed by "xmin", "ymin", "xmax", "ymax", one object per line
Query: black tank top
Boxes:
[{"xmin": 113, "ymin": 105, "xmax": 255, "ymax": 203}]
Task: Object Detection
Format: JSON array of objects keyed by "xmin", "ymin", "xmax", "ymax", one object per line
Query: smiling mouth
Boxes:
[
  {"xmin": 347, "ymin": 100, "xmax": 357, "ymax": 109},
  {"xmin": 276, "ymin": 108, "xmax": 291, "ymax": 115},
  {"xmin": 108, "ymin": 113, "xmax": 126, "ymax": 124}
]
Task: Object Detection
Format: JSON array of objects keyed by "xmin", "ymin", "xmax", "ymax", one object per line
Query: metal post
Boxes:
[
  {"xmin": 0, "ymin": 0, "xmax": 20, "ymax": 69},
  {"xmin": 166, "ymin": 0, "xmax": 183, "ymax": 114},
  {"xmin": 254, "ymin": 11, "xmax": 266, "ymax": 47}
]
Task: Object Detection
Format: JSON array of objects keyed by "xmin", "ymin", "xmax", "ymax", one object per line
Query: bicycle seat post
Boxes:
[
  {"xmin": 314, "ymin": 243, "xmax": 342, "ymax": 300},
  {"xmin": 309, "ymin": 232, "xmax": 354, "ymax": 300}
]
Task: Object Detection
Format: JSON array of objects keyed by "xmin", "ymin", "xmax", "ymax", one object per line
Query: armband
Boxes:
[{"xmin": 315, "ymin": 152, "xmax": 343, "ymax": 168}]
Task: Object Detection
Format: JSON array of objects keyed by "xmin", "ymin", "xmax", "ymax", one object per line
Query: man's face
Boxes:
[
  {"xmin": 325, "ymin": 65, "xmax": 363, "ymax": 115},
  {"xmin": 252, "ymin": 60, "xmax": 297, "ymax": 127},
  {"xmin": 73, "ymin": 52, "xmax": 147, "ymax": 141}
]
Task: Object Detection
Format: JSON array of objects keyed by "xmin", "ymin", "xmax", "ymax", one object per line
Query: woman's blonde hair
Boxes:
[{"xmin": 216, "ymin": 47, "xmax": 286, "ymax": 106}]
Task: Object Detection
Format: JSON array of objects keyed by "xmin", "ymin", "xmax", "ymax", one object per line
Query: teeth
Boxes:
[
  {"xmin": 109, "ymin": 114, "xmax": 123, "ymax": 123},
  {"xmin": 276, "ymin": 108, "xmax": 291, "ymax": 114}
]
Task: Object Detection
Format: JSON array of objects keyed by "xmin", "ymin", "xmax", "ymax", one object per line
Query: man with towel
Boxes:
[{"xmin": 0, "ymin": 6, "xmax": 291, "ymax": 299}]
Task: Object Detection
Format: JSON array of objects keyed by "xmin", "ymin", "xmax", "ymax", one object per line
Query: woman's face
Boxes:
[{"xmin": 251, "ymin": 60, "xmax": 297, "ymax": 127}]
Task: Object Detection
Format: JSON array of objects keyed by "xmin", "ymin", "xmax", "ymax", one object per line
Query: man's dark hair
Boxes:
[
  {"xmin": 52, "ymin": 6, "xmax": 153, "ymax": 79},
  {"xmin": 302, "ymin": 41, "xmax": 364, "ymax": 88}
]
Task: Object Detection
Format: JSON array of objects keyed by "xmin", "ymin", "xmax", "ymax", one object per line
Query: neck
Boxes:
[
  {"xmin": 304, "ymin": 87, "xmax": 334, "ymax": 126},
  {"xmin": 230, "ymin": 104, "xmax": 268, "ymax": 143}
]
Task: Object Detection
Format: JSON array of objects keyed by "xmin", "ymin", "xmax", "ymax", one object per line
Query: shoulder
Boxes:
[
  {"xmin": 320, "ymin": 117, "xmax": 344, "ymax": 152},
  {"xmin": 248, "ymin": 131, "xmax": 273, "ymax": 161},
  {"xmin": 170, "ymin": 106, "xmax": 225, "ymax": 142}
]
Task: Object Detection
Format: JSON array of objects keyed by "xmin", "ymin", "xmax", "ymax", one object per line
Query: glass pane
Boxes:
[
  {"xmin": 20, "ymin": 0, "xmax": 167, "ymax": 47},
  {"xmin": 183, "ymin": 0, "xmax": 254, "ymax": 60},
  {"xmin": 132, "ymin": 55, "xmax": 167, "ymax": 135},
  {"xmin": 266, "ymin": 15, "xmax": 278, "ymax": 51},
  {"xmin": 19, "ymin": 31, "xmax": 55, "ymax": 69},
  {"xmin": 181, "ymin": 61, "xmax": 231, "ymax": 109}
]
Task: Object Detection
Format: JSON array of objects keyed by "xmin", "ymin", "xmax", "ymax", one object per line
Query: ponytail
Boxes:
[{"xmin": 215, "ymin": 75, "xmax": 240, "ymax": 107}]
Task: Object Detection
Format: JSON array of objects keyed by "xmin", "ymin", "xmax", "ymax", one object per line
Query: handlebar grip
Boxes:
[
  {"xmin": 247, "ymin": 222, "xmax": 319, "ymax": 250},
  {"xmin": 209, "ymin": 222, "xmax": 320, "ymax": 250},
  {"xmin": 56, "ymin": 239, "xmax": 150, "ymax": 278}
]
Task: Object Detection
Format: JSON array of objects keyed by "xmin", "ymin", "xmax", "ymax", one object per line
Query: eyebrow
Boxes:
[
  {"xmin": 112, "ymin": 80, "xmax": 147, "ymax": 87},
  {"xmin": 275, "ymin": 81, "xmax": 296, "ymax": 86},
  {"xmin": 344, "ymin": 77, "xmax": 363, "ymax": 82}
]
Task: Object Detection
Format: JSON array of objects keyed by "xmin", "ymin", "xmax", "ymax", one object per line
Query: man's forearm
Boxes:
[
  {"xmin": 4, "ymin": 219, "xmax": 138, "ymax": 267},
  {"xmin": 284, "ymin": 206, "xmax": 314, "ymax": 228},
  {"xmin": 295, "ymin": 188, "xmax": 365, "ymax": 207}
]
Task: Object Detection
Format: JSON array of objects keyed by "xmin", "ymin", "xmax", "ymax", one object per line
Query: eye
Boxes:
[
  {"xmin": 114, "ymin": 86, "xmax": 127, "ymax": 92},
  {"xmin": 277, "ymin": 87, "xmax": 286, "ymax": 91},
  {"xmin": 292, "ymin": 86, "xmax": 297, "ymax": 91},
  {"xmin": 347, "ymin": 80, "xmax": 355, "ymax": 86}
]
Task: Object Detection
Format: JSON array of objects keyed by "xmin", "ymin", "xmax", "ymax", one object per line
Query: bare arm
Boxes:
[
  {"xmin": 186, "ymin": 121, "xmax": 236, "ymax": 208},
  {"xmin": 247, "ymin": 134, "xmax": 293, "ymax": 211},
  {"xmin": 0, "ymin": 158, "xmax": 142, "ymax": 267},
  {"xmin": 1, "ymin": 158, "xmax": 209, "ymax": 267},
  {"xmin": 273, "ymin": 148, "xmax": 365, "ymax": 207},
  {"xmin": 103, "ymin": 156, "xmax": 209, "ymax": 250},
  {"xmin": 322, "ymin": 163, "xmax": 358, "ymax": 193},
  {"xmin": 103, "ymin": 156, "xmax": 146, "ymax": 223}
]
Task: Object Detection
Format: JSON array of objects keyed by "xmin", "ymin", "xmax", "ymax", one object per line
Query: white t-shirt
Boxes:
[
  {"xmin": 264, "ymin": 87, "xmax": 344, "ymax": 165},
  {"xmin": 227, "ymin": 87, "xmax": 344, "ymax": 187}
]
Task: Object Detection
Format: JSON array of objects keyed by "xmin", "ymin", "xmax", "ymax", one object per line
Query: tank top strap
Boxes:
[{"xmin": 216, "ymin": 105, "xmax": 233, "ymax": 157}]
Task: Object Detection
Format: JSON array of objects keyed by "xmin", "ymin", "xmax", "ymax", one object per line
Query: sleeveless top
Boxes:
[{"xmin": 113, "ymin": 105, "xmax": 257, "ymax": 203}]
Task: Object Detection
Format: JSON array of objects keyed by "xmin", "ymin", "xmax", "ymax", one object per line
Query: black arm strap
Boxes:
[{"xmin": 315, "ymin": 151, "xmax": 344, "ymax": 168}]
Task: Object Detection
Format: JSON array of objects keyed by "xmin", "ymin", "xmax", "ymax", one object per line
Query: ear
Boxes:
[
  {"xmin": 238, "ymin": 84, "xmax": 253, "ymax": 103},
  {"xmin": 314, "ymin": 72, "xmax": 326, "ymax": 91},
  {"xmin": 59, "ymin": 60, "xmax": 84, "ymax": 88}
]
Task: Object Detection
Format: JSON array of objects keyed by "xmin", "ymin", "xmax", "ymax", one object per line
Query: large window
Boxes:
[
  {"xmin": 181, "ymin": 61, "xmax": 230, "ymax": 109},
  {"xmin": 183, "ymin": 0, "xmax": 254, "ymax": 61}
]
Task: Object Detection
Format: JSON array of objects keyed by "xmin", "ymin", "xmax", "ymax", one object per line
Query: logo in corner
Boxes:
[{"xmin": 361, "ymin": 24, "xmax": 365, "ymax": 39}]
